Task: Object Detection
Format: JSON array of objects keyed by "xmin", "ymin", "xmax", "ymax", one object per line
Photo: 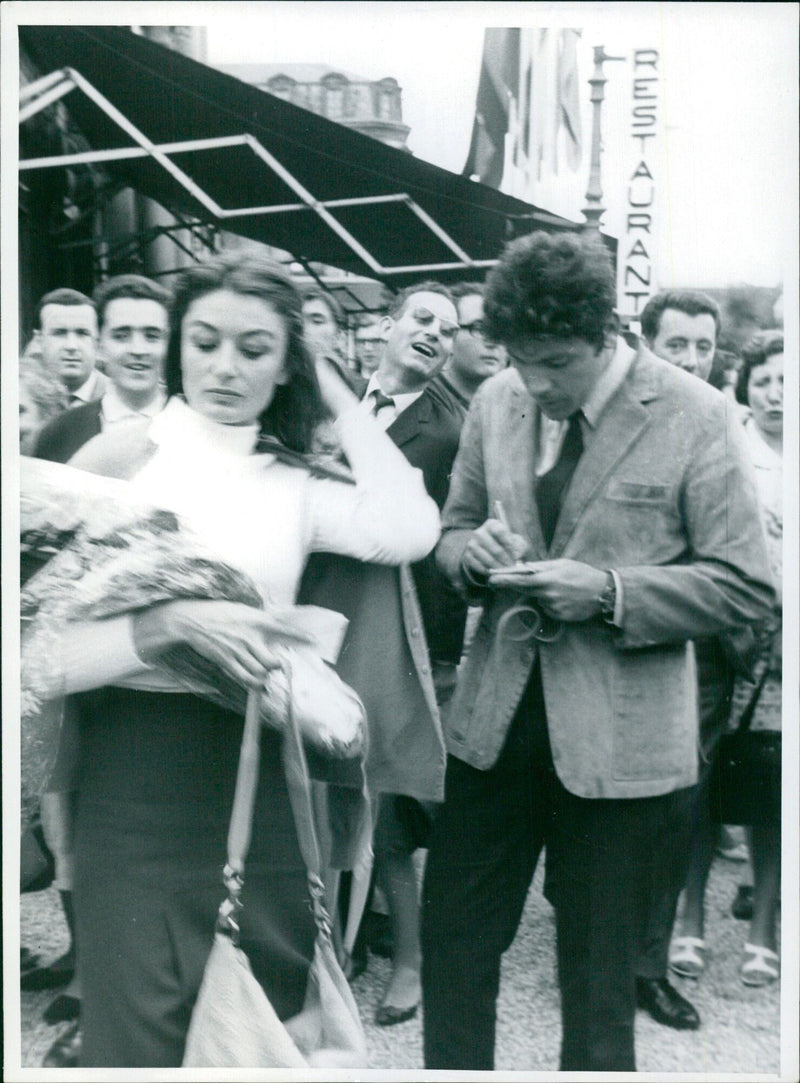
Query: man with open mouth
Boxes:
[{"xmin": 352, "ymin": 282, "xmax": 469, "ymax": 1028}]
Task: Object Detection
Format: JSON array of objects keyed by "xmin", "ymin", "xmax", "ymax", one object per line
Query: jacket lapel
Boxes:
[
  {"xmin": 548, "ymin": 346, "xmax": 661, "ymax": 554},
  {"xmin": 500, "ymin": 380, "xmax": 546, "ymax": 555},
  {"xmin": 387, "ymin": 391, "xmax": 431, "ymax": 450}
]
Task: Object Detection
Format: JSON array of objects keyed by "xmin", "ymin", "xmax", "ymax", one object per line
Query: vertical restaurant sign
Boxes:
[{"xmin": 618, "ymin": 49, "xmax": 661, "ymax": 319}]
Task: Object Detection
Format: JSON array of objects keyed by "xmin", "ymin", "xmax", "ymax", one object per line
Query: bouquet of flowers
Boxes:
[{"xmin": 20, "ymin": 457, "xmax": 365, "ymax": 814}]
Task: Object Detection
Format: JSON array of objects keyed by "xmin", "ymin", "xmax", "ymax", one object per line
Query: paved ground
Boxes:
[{"xmin": 18, "ymin": 850, "xmax": 780, "ymax": 1073}]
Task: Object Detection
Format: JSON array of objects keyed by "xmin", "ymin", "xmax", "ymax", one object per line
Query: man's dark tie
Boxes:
[
  {"xmin": 371, "ymin": 389, "xmax": 395, "ymax": 414},
  {"xmin": 535, "ymin": 412, "xmax": 584, "ymax": 547}
]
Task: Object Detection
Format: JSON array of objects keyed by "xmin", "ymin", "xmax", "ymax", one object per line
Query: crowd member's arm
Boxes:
[
  {"xmin": 51, "ymin": 602, "xmax": 315, "ymax": 698},
  {"xmin": 306, "ymin": 359, "xmax": 440, "ymax": 565}
]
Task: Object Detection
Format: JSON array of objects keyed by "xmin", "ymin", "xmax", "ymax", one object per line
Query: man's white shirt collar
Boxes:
[
  {"xmin": 101, "ymin": 385, "xmax": 167, "ymax": 426},
  {"xmin": 362, "ymin": 373, "xmax": 426, "ymax": 430},
  {"xmin": 69, "ymin": 367, "xmax": 104, "ymax": 404}
]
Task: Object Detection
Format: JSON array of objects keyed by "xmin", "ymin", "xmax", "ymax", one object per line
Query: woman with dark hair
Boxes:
[
  {"xmin": 41, "ymin": 254, "xmax": 440, "ymax": 1066},
  {"xmin": 731, "ymin": 330, "xmax": 783, "ymax": 987}
]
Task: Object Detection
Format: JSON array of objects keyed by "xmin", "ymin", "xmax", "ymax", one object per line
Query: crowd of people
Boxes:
[{"xmin": 18, "ymin": 231, "xmax": 783, "ymax": 1071}]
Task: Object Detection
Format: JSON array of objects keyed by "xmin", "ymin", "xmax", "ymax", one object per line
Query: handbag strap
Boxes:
[
  {"xmin": 280, "ymin": 659, "xmax": 334, "ymax": 939},
  {"xmin": 220, "ymin": 664, "xmax": 333, "ymax": 941},
  {"xmin": 218, "ymin": 688, "xmax": 264, "ymax": 940},
  {"xmin": 733, "ymin": 665, "xmax": 770, "ymax": 735}
]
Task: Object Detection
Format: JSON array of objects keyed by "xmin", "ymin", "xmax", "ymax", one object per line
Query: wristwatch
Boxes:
[{"xmin": 598, "ymin": 571, "xmax": 617, "ymax": 625}]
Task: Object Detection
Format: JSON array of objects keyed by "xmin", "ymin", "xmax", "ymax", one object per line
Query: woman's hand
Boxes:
[
  {"xmin": 314, "ymin": 355, "xmax": 360, "ymax": 418},
  {"xmin": 133, "ymin": 600, "xmax": 313, "ymax": 689}
]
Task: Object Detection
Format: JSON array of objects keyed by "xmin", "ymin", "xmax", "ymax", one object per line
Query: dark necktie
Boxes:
[
  {"xmin": 535, "ymin": 412, "xmax": 584, "ymax": 547},
  {"xmin": 371, "ymin": 389, "xmax": 395, "ymax": 414}
]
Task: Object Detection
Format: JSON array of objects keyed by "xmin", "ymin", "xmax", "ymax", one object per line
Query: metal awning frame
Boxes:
[{"xmin": 20, "ymin": 67, "xmax": 502, "ymax": 280}]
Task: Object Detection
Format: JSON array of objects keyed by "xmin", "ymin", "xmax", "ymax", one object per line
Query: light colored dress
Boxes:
[{"xmin": 733, "ymin": 415, "xmax": 782, "ymax": 732}]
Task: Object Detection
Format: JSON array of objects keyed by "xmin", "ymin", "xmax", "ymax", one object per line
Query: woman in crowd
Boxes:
[
  {"xmin": 32, "ymin": 254, "xmax": 440, "ymax": 1066},
  {"xmin": 671, "ymin": 330, "xmax": 783, "ymax": 988},
  {"xmin": 733, "ymin": 330, "xmax": 783, "ymax": 986}
]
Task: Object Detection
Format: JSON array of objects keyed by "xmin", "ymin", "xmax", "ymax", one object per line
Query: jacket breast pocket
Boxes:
[
  {"xmin": 601, "ymin": 480, "xmax": 678, "ymax": 557},
  {"xmin": 605, "ymin": 480, "xmax": 672, "ymax": 504}
]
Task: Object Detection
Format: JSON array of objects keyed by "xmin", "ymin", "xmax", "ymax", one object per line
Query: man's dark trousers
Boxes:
[{"xmin": 421, "ymin": 664, "xmax": 693, "ymax": 1072}]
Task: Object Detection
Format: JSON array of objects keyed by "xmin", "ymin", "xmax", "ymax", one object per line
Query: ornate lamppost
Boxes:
[{"xmin": 582, "ymin": 46, "xmax": 625, "ymax": 234}]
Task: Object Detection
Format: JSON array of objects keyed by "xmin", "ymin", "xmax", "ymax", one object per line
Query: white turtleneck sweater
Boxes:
[{"xmin": 59, "ymin": 396, "xmax": 440, "ymax": 694}]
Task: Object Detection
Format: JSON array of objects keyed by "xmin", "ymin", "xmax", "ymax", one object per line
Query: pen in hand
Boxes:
[
  {"xmin": 493, "ymin": 500, "xmax": 529, "ymax": 563},
  {"xmin": 494, "ymin": 500, "xmax": 510, "ymax": 530}
]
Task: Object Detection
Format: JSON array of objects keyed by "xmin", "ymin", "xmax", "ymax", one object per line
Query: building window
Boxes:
[
  {"xmin": 266, "ymin": 75, "xmax": 296, "ymax": 102},
  {"xmin": 322, "ymin": 73, "xmax": 348, "ymax": 120}
]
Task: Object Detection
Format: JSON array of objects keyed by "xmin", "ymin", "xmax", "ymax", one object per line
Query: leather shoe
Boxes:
[
  {"xmin": 43, "ymin": 993, "xmax": 81, "ymax": 1024},
  {"xmin": 375, "ymin": 1001, "xmax": 418, "ymax": 1027},
  {"xmin": 21, "ymin": 947, "xmax": 41, "ymax": 973},
  {"xmin": 42, "ymin": 1021, "xmax": 82, "ymax": 1068},
  {"xmin": 20, "ymin": 952, "xmax": 74, "ymax": 991},
  {"xmin": 732, "ymin": 884, "xmax": 755, "ymax": 921},
  {"xmin": 636, "ymin": 977, "xmax": 701, "ymax": 1030}
]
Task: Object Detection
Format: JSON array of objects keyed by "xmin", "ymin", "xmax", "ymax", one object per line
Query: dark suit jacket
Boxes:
[
  {"xmin": 385, "ymin": 379, "xmax": 468, "ymax": 664},
  {"xmin": 296, "ymin": 378, "xmax": 469, "ymax": 804},
  {"xmin": 33, "ymin": 400, "xmax": 102, "ymax": 463}
]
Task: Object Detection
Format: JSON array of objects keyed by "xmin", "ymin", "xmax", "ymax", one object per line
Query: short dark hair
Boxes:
[
  {"xmin": 35, "ymin": 288, "xmax": 95, "ymax": 329},
  {"xmin": 388, "ymin": 280, "xmax": 454, "ymax": 318},
  {"xmin": 93, "ymin": 274, "xmax": 171, "ymax": 329},
  {"xmin": 736, "ymin": 330, "xmax": 783, "ymax": 405},
  {"xmin": 707, "ymin": 348, "xmax": 741, "ymax": 392},
  {"xmin": 354, "ymin": 311, "xmax": 384, "ymax": 330},
  {"xmin": 640, "ymin": 290, "xmax": 721, "ymax": 344},
  {"xmin": 166, "ymin": 255, "xmax": 328, "ymax": 453},
  {"xmin": 450, "ymin": 281, "xmax": 485, "ymax": 301},
  {"xmin": 301, "ymin": 286, "xmax": 344, "ymax": 329},
  {"xmin": 484, "ymin": 233, "xmax": 617, "ymax": 350}
]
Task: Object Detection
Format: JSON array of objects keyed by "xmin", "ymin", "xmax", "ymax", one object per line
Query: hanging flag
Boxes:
[
  {"xmin": 465, "ymin": 27, "xmax": 584, "ymax": 193},
  {"xmin": 531, "ymin": 28, "xmax": 561, "ymax": 181},
  {"xmin": 463, "ymin": 28, "xmax": 520, "ymax": 187},
  {"xmin": 558, "ymin": 29, "xmax": 583, "ymax": 171}
]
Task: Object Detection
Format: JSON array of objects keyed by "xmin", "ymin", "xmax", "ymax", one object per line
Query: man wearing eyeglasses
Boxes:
[
  {"xmin": 356, "ymin": 282, "xmax": 469, "ymax": 1027},
  {"xmin": 436, "ymin": 283, "xmax": 507, "ymax": 407},
  {"xmin": 420, "ymin": 233, "xmax": 774, "ymax": 1072}
]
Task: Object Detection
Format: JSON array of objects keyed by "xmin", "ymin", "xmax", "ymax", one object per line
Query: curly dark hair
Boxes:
[
  {"xmin": 165, "ymin": 255, "xmax": 328, "ymax": 452},
  {"xmin": 735, "ymin": 329, "xmax": 784, "ymax": 406},
  {"xmin": 483, "ymin": 232, "xmax": 617, "ymax": 350}
]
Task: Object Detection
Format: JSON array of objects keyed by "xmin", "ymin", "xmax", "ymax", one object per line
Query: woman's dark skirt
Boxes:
[{"xmin": 72, "ymin": 686, "xmax": 315, "ymax": 1067}]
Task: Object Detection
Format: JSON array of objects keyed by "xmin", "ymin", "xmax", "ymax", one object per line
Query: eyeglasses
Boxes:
[
  {"xmin": 409, "ymin": 307, "xmax": 459, "ymax": 340},
  {"xmin": 355, "ymin": 337, "xmax": 383, "ymax": 348},
  {"xmin": 459, "ymin": 320, "xmax": 488, "ymax": 338}
]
